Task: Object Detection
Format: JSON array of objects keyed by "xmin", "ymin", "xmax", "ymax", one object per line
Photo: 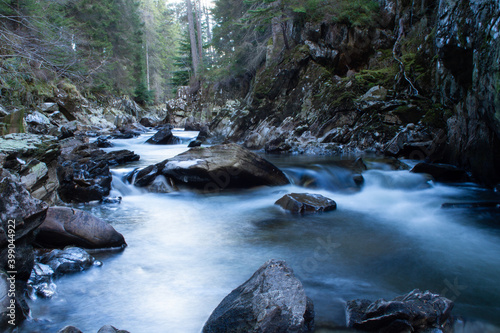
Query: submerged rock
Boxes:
[
  {"xmin": 410, "ymin": 162, "xmax": 470, "ymax": 183},
  {"xmin": 346, "ymin": 289, "xmax": 454, "ymax": 332},
  {"xmin": 36, "ymin": 207, "xmax": 126, "ymax": 249},
  {"xmin": 128, "ymin": 143, "xmax": 289, "ymax": 192},
  {"xmin": 275, "ymin": 193, "xmax": 337, "ymax": 214},
  {"xmin": 203, "ymin": 259, "xmax": 314, "ymax": 333}
]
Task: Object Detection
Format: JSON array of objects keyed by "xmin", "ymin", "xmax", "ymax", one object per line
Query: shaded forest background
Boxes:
[{"xmin": 0, "ymin": 0, "xmax": 380, "ymax": 105}]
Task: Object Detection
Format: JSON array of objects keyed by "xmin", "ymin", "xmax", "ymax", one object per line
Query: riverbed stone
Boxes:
[
  {"xmin": 35, "ymin": 206, "xmax": 126, "ymax": 249},
  {"xmin": 57, "ymin": 326, "xmax": 84, "ymax": 333},
  {"xmin": 275, "ymin": 193, "xmax": 337, "ymax": 214},
  {"xmin": 40, "ymin": 247, "xmax": 98, "ymax": 276},
  {"xmin": 346, "ymin": 289, "xmax": 454, "ymax": 332},
  {"xmin": 146, "ymin": 126, "xmax": 178, "ymax": 144},
  {"xmin": 203, "ymin": 259, "xmax": 314, "ymax": 333}
]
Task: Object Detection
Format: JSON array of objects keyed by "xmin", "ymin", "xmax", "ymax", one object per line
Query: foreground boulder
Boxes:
[
  {"xmin": 128, "ymin": 144, "xmax": 290, "ymax": 192},
  {"xmin": 410, "ymin": 162, "xmax": 470, "ymax": 183},
  {"xmin": 346, "ymin": 289, "xmax": 454, "ymax": 332},
  {"xmin": 275, "ymin": 193, "xmax": 337, "ymax": 214},
  {"xmin": 35, "ymin": 207, "xmax": 126, "ymax": 249},
  {"xmin": 203, "ymin": 259, "xmax": 314, "ymax": 333},
  {"xmin": 0, "ymin": 168, "xmax": 48, "ymax": 327}
]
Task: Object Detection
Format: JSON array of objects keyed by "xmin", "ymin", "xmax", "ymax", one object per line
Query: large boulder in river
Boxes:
[
  {"xmin": 128, "ymin": 144, "xmax": 290, "ymax": 192},
  {"xmin": 346, "ymin": 289, "xmax": 454, "ymax": 332},
  {"xmin": 35, "ymin": 207, "xmax": 126, "ymax": 249},
  {"xmin": 275, "ymin": 193, "xmax": 337, "ymax": 214},
  {"xmin": 146, "ymin": 126, "xmax": 179, "ymax": 144},
  {"xmin": 202, "ymin": 259, "xmax": 314, "ymax": 333}
]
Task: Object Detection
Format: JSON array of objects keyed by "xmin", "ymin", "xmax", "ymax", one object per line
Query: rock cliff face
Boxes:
[
  {"xmin": 435, "ymin": 0, "xmax": 500, "ymax": 186},
  {"xmin": 169, "ymin": 0, "xmax": 500, "ymax": 187}
]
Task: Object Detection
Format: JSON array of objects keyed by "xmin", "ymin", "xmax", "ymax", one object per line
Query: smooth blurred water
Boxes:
[{"xmin": 22, "ymin": 131, "xmax": 500, "ymax": 332}]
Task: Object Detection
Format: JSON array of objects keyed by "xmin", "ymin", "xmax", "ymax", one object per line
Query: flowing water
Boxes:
[{"xmin": 22, "ymin": 130, "xmax": 500, "ymax": 332}]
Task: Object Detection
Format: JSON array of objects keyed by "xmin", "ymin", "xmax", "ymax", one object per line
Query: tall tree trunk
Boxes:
[
  {"xmin": 146, "ymin": 40, "xmax": 150, "ymax": 91},
  {"xmin": 185, "ymin": 0, "xmax": 199, "ymax": 78},
  {"xmin": 195, "ymin": 0, "xmax": 204, "ymax": 69}
]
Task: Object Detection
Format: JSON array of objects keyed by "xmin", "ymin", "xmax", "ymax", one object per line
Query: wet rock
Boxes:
[
  {"xmin": 410, "ymin": 162, "xmax": 470, "ymax": 183},
  {"xmin": 346, "ymin": 289, "xmax": 454, "ymax": 332},
  {"xmin": 139, "ymin": 116, "xmax": 157, "ymax": 128},
  {"xmin": 36, "ymin": 207, "xmax": 126, "ymax": 249},
  {"xmin": 0, "ymin": 169, "xmax": 48, "ymax": 328},
  {"xmin": 57, "ymin": 326, "xmax": 84, "ymax": 333},
  {"xmin": 95, "ymin": 136, "xmax": 113, "ymax": 148},
  {"xmin": 129, "ymin": 143, "xmax": 290, "ymax": 191},
  {"xmin": 203, "ymin": 259, "xmax": 314, "ymax": 333},
  {"xmin": 57, "ymin": 144, "xmax": 139, "ymax": 202},
  {"xmin": 275, "ymin": 193, "xmax": 337, "ymax": 214},
  {"xmin": 25, "ymin": 111, "xmax": 53, "ymax": 134},
  {"xmin": 146, "ymin": 126, "xmax": 180, "ymax": 145},
  {"xmin": 0, "ymin": 169, "xmax": 48, "ymax": 280},
  {"xmin": 360, "ymin": 85, "xmax": 388, "ymax": 102},
  {"xmin": 40, "ymin": 247, "xmax": 98, "ymax": 276},
  {"xmin": 97, "ymin": 325, "xmax": 131, "ymax": 333},
  {"xmin": 188, "ymin": 140, "xmax": 202, "ymax": 148},
  {"xmin": 28, "ymin": 263, "xmax": 57, "ymax": 298}
]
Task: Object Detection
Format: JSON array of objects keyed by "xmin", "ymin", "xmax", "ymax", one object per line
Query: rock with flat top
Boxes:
[
  {"xmin": 275, "ymin": 193, "xmax": 337, "ymax": 214},
  {"xmin": 346, "ymin": 289, "xmax": 454, "ymax": 332}
]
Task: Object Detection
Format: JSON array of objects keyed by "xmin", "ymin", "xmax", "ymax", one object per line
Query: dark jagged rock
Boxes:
[
  {"xmin": 97, "ymin": 325, "xmax": 131, "ymax": 333},
  {"xmin": 139, "ymin": 116, "xmax": 157, "ymax": 128},
  {"xmin": 275, "ymin": 193, "xmax": 337, "ymax": 214},
  {"xmin": 57, "ymin": 326, "xmax": 83, "ymax": 333},
  {"xmin": 346, "ymin": 289, "xmax": 454, "ymax": 332},
  {"xmin": 57, "ymin": 143, "xmax": 139, "ymax": 202},
  {"xmin": 203, "ymin": 259, "xmax": 314, "ymax": 333},
  {"xmin": 28, "ymin": 262, "xmax": 56, "ymax": 298},
  {"xmin": 40, "ymin": 247, "xmax": 99, "ymax": 276},
  {"xmin": 57, "ymin": 325, "xmax": 130, "ymax": 333},
  {"xmin": 188, "ymin": 140, "xmax": 202, "ymax": 148},
  {"xmin": 0, "ymin": 168, "xmax": 48, "ymax": 328},
  {"xmin": 146, "ymin": 126, "xmax": 179, "ymax": 144},
  {"xmin": 410, "ymin": 162, "xmax": 470, "ymax": 183},
  {"xmin": 128, "ymin": 144, "xmax": 289, "ymax": 192},
  {"xmin": 35, "ymin": 207, "xmax": 126, "ymax": 249},
  {"xmin": 95, "ymin": 136, "xmax": 113, "ymax": 148}
]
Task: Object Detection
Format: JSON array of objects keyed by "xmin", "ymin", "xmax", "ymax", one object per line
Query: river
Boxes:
[{"xmin": 22, "ymin": 130, "xmax": 500, "ymax": 332}]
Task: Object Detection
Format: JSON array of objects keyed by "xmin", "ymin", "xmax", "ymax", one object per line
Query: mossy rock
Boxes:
[
  {"xmin": 1, "ymin": 109, "xmax": 26, "ymax": 135},
  {"xmin": 392, "ymin": 105, "xmax": 425, "ymax": 124}
]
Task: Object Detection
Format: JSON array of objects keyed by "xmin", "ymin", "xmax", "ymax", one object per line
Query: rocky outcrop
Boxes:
[
  {"xmin": 435, "ymin": 0, "xmax": 500, "ymax": 187},
  {"xmin": 0, "ymin": 168, "xmax": 48, "ymax": 327},
  {"xmin": 35, "ymin": 207, "xmax": 126, "ymax": 249},
  {"xmin": 128, "ymin": 144, "xmax": 289, "ymax": 192},
  {"xmin": 275, "ymin": 193, "xmax": 337, "ymax": 214},
  {"xmin": 346, "ymin": 289, "xmax": 454, "ymax": 332},
  {"xmin": 203, "ymin": 259, "xmax": 314, "ymax": 333},
  {"xmin": 57, "ymin": 142, "xmax": 139, "ymax": 202}
]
